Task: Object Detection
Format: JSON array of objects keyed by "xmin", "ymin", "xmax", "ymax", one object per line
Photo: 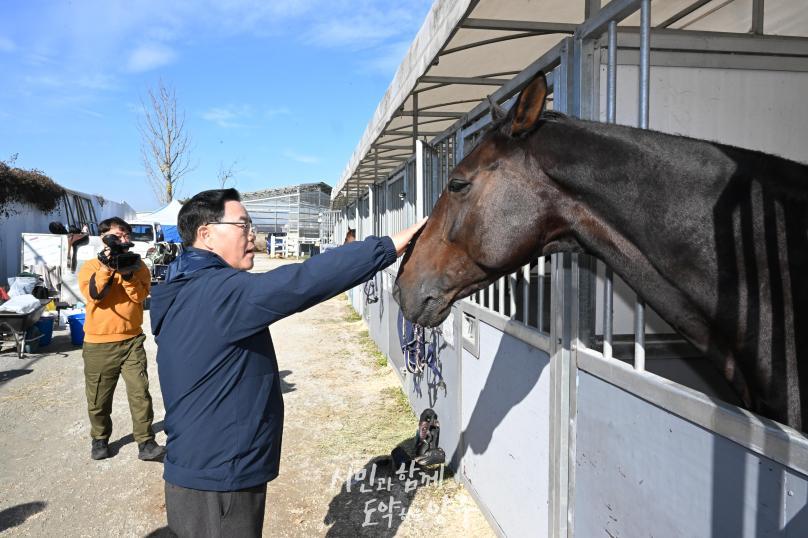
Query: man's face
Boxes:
[
  {"xmin": 107, "ymin": 226, "xmax": 131, "ymax": 251},
  {"xmin": 200, "ymin": 200, "xmax": 256, "ymax": 270}
]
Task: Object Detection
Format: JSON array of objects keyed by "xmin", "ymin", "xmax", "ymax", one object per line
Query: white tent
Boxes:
[
  {"xmin": 138, "ymin": 199, "xmax": 182, "ymax": 225},
  {"xmin": 135, "ymin": 199, "xmax": 183, "ymax": 243}
]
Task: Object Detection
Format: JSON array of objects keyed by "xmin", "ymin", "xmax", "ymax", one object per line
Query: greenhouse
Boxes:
[{"xmin": 241, "ymin": 182, "xmax": 331, "ymax": 256}]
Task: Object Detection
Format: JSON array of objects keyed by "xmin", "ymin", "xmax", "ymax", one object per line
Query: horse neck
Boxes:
[{"xmin": 533, "ymin": 118, "xmax": 732, "ymax": 205}]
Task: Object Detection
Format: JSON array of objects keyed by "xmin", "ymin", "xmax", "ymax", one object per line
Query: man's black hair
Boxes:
[
  {"xmin": 178, "ymin": 188, "xmax": 242, "ymax": 246},
  {"xmin": 99, "ymin": 217, "xmax": 132, "ymax": 235}
]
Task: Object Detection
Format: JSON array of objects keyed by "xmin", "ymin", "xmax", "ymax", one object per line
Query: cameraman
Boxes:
[{"xmin": 77, "ymin": 217, "xmax": 164, "ymax": 461}]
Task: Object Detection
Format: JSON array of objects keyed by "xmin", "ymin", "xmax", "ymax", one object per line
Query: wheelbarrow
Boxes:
[{"xmin": 0, "ymin": 305, "xmax": 46, "ymax": 359}]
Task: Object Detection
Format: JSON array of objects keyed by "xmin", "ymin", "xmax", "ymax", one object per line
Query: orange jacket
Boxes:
[{"xmin": 78, "ymin": 258, "xmax": 151, "ymax": 343}]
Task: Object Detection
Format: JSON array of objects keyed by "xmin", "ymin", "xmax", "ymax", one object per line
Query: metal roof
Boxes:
[
  {"xmin": 331, "ymin": 0, "xmax": 808, "ymax": 204},
  {"xmin": 242, "ymin": 182, "xmax": 332, "ymax": 201}
]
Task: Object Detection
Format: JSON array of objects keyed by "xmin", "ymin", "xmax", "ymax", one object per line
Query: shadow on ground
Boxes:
[
  {"xmin": 323, "ymin": 438, "xmax": 451, "ymax": 537},
  {"xmin": 108, "ymin": 420, "xmax": 165, "ymax": 457},
  {"xmin": 0, "ymin": 501, "xmax": 47, "ymax": 533}
]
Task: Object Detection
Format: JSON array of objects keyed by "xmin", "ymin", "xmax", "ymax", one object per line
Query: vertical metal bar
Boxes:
[
  {"xmin": 522, "ymin": 263, "xmax": 530, "ymax": 324},
  {"xmin": 603, "ymin": 267, "xmax": 614, "ymax": 360},
  {"xmin": 604, "ymin": 19, "xmax": 617, "ymax": 361},
  {"xmin": 374, "ymin": 149, "xmax": 379, "ymax": 236},
  {"xmin": 751, "ymin": 0, "xmax": 764, "ymax": 35},
  {"xmin": 634, "ymin": 0, "xmax": 650, "ymax": 372},
  {"xmin": 634, "ymin": 301, "xmax": 645, "ymax": 371},
  {"xmin": 584, "ymin": 0, "xmax": 601, "ymax": 19},
  {"xmin": 412, "ymin": 93, "xmax": 419, "ymax": 155},
  {"xmin": 488, "ymin": 279, "xmax": 494, "ymax": 310},
  {"xmin": 538, "ymin": 256, "xmax": 546, "ymax": 333},
  {"xmin": 415, "ymin": 140, "xmax": 425, "ymax": 220},
  {"xmin": 509, "ymin": 272, "xmax": 517, "ymax": 318},
  {"xmin": 498, "ymin": 276, "xmax": 506, "ymax": 316},
  {"xmin": 607, "ymin": 21, "xmax": 617, "ymax": 123},
  {"xmin": 639, "ymin": 0, "xmax": 650, "ymax": 130}
]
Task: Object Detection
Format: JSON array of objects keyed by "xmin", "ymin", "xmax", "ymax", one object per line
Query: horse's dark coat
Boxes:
[{"xmin": 394, "ymin": 72, "xmax": 808, "ymax": 431}]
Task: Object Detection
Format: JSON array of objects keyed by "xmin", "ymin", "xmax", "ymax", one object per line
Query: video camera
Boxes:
[{"xmin": 98, "ymin": 234, "xmax": 142, "ymax": 274}]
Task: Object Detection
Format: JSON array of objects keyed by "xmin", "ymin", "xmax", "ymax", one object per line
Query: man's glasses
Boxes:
[{"xmin": 206, "ymin": 221, "xmax": 256, "ymax": 236}]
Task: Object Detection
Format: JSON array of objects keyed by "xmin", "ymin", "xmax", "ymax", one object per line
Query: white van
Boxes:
[{"xmin": 127, "ymin": 221, "xmax": 163, "ymax": 260}]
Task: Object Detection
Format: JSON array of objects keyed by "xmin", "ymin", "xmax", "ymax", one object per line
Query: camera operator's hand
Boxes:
[{"xmin": 97, "ymin": 247, "xmax": 115, "ymax": 272}]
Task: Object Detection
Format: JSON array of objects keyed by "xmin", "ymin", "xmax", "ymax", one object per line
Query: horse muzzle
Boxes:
[{"xmin": 392, "ymin": 280, "xmax": 451, "ymax": 328}]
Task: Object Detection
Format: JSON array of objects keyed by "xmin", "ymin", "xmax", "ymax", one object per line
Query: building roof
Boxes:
[
  {"xmin": 242, "ymin": 182, "xmax": 332, "ymax": 201},
  {"xmin": 331, "ymin": 0, "xmax": 808, "ymax": 204}
]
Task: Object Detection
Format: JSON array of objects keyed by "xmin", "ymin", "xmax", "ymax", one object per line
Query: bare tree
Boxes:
[
  {"xmin": 139, "ymin": 80, "xmax": 194, "ymax": 204},
  {"xmin": 216, "ymin": 160, "xmax": 239, "ymax": 189}
]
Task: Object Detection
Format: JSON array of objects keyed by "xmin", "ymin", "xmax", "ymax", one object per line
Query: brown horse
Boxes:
[
  {"xmin": 344, "ymin": 228, "xmax": 356, "ymax": 245},
  {"xmin": 394, "ymin": 72, "xmax": 808, "ymax": 432}
]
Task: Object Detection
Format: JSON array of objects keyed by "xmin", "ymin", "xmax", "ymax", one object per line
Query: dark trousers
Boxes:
[
  {"xmin": 165, "ymin": 481, "xmax": 267, "ymax": 538},
  {"xmin": 82, "ymin": 333, "xmax": 155, "ymax": 443}
]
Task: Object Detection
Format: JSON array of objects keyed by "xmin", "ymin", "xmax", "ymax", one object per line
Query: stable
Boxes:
[
  {"xmin": 241, "ymin": 182, "xmax": 332, "ymax": 257},
  {"xmin": 329, "ymin": 1, "xmax": 808, "ymax": 536}
]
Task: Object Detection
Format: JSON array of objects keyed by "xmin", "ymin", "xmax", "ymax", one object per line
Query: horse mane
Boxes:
[
  {"xmin": 540, "ymin": 110, "xmax": 568, "ymax": 122},
  {"xmin": 485, "ymin": 108, "xmax": 568, "ymax": 139}
]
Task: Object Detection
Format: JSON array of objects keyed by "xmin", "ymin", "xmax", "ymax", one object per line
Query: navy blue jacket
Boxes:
[{"xmin": 150, "ymin": 237, "xmax": 397, "ymax": 491}]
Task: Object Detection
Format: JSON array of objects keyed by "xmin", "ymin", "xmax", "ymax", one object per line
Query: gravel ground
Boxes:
[{"xmin": 0, "ymin": 254, "xmax": 493, "ymax": 537}]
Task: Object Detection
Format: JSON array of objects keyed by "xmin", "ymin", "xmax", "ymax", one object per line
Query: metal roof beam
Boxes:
[
  {"xmin": 441, "ymin": 32, "xmax": 545, "ymax": 56},
  {"xmin": 658, "ymin": 0, "xmax": 712, "ymax": 28},
  {"xmin": 373, "ymin": 144, "xmax": 412, "ymax": 150},
  {"xmin": 418, "ymin": 98, "xmax": 482, "ymax": 111},
  {"xmin": 460, "ymin": 18, "xmax": 578, "ymax": 33},
  {"xmin": 616, "ymin": 27, "xmax": 808, "ymax": 56},
  {"xmin": 419, "ymin": 75, "xmax": 510, "ymax": 85},
  {"xmin": 576, "ymin": 0, "xmax": 641, "ymax": 40},
  {"xmin": 397, "ymin": 110, "xmax": 465, "ymax": 118},
  {"xmin": 382, "ymin": 130, "xmax": 444, "ymax": 137}
]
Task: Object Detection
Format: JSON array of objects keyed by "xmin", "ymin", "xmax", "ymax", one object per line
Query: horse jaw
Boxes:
[{"xmin": 394, "ymin": 230, "xmax": 494, "ymax": 327}]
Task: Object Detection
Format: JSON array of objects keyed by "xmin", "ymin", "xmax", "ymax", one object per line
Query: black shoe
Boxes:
[
  {"xmin": 91, "ymin": 439, "xmax": 110, "ymax": 460},
  {"xmin": 138, "ymin": 439, "xmax": 165, "ymax": 461}
]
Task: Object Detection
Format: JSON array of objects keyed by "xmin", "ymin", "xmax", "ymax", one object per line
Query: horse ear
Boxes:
[
  {"xmin": 487, "ymin": 95, "xmax": 507, "ymax": 123},
  {"xmin": 510, "ymin": 72, "xmax": 548, "ymax": 137}
]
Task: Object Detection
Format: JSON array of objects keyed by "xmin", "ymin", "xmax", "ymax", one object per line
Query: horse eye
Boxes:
[{"xmin": 448, "ymin": 179, "xmax": 470, "ymax": 193}]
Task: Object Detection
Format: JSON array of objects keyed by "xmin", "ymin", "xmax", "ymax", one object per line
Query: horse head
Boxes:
[{"xmin": 395, "ymin": 73, "xmax": 575, "ymax": 327}]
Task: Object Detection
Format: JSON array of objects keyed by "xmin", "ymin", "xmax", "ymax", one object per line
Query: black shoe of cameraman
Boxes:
[
  {"xmin": 138, "ymin": 439, "xmax": 165, "ymax": 461},
  {"xmin": 91, "ymin": 439, "xmax": 110, "ymax": 460}
]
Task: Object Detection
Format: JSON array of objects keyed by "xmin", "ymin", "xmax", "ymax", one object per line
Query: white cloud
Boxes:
[
  {"xmin": 304, "ymin": 18, "xmax": 400, "ymax": 49},
  {"xmin": 265, "ymin": 107, "xmax": 291, "ymax": 119},
  {"xmin": 201, "ymin": 105, "xmax": 254, "ymax": 128},
  {"xmin": 21, "ymin": 72, "xmax": 118, "ymax": 95},
  {"xmin": 283, "ymin": 149, "xmax": 320, "ymax": 164},
  {"xmin": 126, "ymin": 43, "xmax": 177, "ymax": 73},
  {"xmin": 0, "ymin": 36, "xmax": 16, "ymax": 52},
  {"xmin": 362, "ymin": 40, "xmax": 412, "ymax": 76},
  {"xmin": 77, "ymin": 108, "xmax": 104, "ymax": 118}
]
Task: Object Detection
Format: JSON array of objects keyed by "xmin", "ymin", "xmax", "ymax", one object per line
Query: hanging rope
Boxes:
[
  {"xmin": 399, "ymin": 314, "xmax": 443, "ymax": 381},
  {"xmin": 363, "ymin": 274, "xmax": 379, "ymax": 304}
]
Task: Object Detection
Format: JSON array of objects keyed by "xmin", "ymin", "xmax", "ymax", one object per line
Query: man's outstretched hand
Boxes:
[{"xmin": 391, "ymin": 218, "xmax": 427, "ymax": 256}]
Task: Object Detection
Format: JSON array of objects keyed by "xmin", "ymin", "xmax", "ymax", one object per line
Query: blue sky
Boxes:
[{"xmin": 1, "ymin": 0, "xmax": 432, "ymax": 211}]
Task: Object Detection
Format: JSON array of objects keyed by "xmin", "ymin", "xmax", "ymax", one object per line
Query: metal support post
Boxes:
[
  {"xmin": 634, "ymin": 0, "xmax": 650, "ymax": 372},
  {"xmin": 752, "ymin": 0, "xmax": 764, "ymax": 34},
  {"xmin": 412, "ymin": 93, "xmax": 419, "ymax": 155}
]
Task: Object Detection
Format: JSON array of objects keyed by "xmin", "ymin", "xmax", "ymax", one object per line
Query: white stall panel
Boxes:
[
  {"xmin": 460, "ymin": 320, "xmax": 551, "ymax": 536},
  {"xmin": 574, "ymin": 371, "xmax": 808, "ymax": 537}
]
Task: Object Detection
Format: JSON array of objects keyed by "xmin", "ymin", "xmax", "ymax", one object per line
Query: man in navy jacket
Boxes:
[{"xmin": 150, "ymin": 189, "xmax": 424, "ymax": 537}]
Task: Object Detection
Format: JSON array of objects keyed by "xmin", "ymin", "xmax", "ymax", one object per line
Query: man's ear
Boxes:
[
  {"xmin": 197, "ymin": 225, "xmax": 213, "ymax": 250},
  {"xmin": 509, "ymin": 72, "xmax": 548, "ymax": 137}
]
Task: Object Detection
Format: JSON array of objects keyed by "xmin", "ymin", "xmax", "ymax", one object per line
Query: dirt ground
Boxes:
[{"xmin": 0, "ymin": 255, "xmax": 494, "ymax": 537}]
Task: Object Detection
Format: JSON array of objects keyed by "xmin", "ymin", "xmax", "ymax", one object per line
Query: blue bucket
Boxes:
[
  {"xmin": 34, "ymin": 317, "xmax": 54, "ymax": 347},
  {"xmin": 68, "ymin": 314, "xmax": 86, "ymax": 346}
]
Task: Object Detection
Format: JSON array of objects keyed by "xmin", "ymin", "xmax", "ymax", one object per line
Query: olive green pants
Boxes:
[{"xmin": 82, "ymin": 333, "xmax": 155, "ymax": 443}]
